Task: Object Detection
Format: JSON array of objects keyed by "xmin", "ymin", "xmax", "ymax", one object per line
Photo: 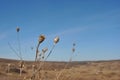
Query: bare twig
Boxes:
[
  {"xmin": 17, "ymin": 28, "xmax": 22, "ymax": 60},
  {"xmin": 8, "ymin": 42, "xmax": 22, "ymax": 59}
]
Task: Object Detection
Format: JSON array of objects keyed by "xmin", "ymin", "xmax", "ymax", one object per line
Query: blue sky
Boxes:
[{"xmin": 0, "ymin": 0, "xmax": 120, "ymax": 61}]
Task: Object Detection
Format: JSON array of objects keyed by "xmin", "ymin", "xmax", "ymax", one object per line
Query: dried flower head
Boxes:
[
  {"xmin": 16, "ymin": 27, "xmax": 20, "ymax": 32},
  {"xmin": 54, "ymin": 36, "xmax": 59, "ymax": 44},
  {"xmin": 38, "ymin": 34, "xmax": 45, "ymax": 44},
  {"xmin": 72, "ymin": 48, "xmax": 75, "ymax": 53},
  {"xmin": 19, "ymin": 61, "xmax": 24, "ymax": 68},
  {"xmin": 73, "ymin": 43, "xmax": 76, "ymax": 46},
  {"xmin": 42, "ymin": 47, "xmax": 48, "ymax": 53}
]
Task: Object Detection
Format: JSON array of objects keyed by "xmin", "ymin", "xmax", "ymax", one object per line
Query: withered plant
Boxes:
[
  {"xmin": 8, "ymin": 27, "xmax": 24, "ymax": 76},
  {"xmin": 30, "ymin": 35, "xmax": 60, "ymax": 80},
  {"xmin": 56, "ymin": 43, "xmax": 76, "ymax": 80}
]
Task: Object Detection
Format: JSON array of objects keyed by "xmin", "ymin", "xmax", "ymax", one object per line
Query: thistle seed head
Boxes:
[
  {"xmin": 54, "ymin": 36, "xmax": 59, "ymax": 44},
  {"xmin": 42, "ymin": 47, "xmax": 48, "ymax": 53},
  {"xmin": 19, "ymin": 61, "xmax": 24, "ymax": 68},
  {"xmin": 42, "ymin": 56, "xmax": 44, "ymax": 59},
  {"xmin": 16, "ymin": 27, "xmax": 20, "ymax": 32},
  {"xmin": 38, "ymin": 34, "xmax": 45, "ymax": 44},
  {"xmin": 72, "ymin": 48, "xmax": 75, "ymax": 53},
  {"xmin": 73, "ymin": 43, "xmax": 76, "ymax": 46}
]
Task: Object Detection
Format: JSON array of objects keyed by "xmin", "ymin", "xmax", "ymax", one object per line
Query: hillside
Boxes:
[{"xmin": 0, "ymin": 58, "xmax": 120, "ymax": 80}]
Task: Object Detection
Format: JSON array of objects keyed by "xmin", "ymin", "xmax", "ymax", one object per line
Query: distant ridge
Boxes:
[{"xmin": 0, "ymin": 58, "xmax": 120, "ymax": 63}]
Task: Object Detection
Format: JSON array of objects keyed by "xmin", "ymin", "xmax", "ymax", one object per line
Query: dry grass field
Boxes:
[{"xmin": 0, "ymin": 58, "xmax": 120, "ymax": 80}]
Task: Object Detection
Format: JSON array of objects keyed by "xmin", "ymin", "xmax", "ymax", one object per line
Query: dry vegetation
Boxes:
[
  {"xmin": 0, "ymin": 58, "xmax": 120, "ymax": 80},
  {"xmin": 1, "ymin": 27, "xmax": 120, "ymax": 80}
]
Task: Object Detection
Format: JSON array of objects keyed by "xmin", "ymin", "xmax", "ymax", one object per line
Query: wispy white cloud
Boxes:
[
  {"xmin": 47, "ymin": 10, "xmax": 120, "ymax": 38},
  {"xmin": 47, "ymin": 27, "xmax": 88, "ymax": 38}
]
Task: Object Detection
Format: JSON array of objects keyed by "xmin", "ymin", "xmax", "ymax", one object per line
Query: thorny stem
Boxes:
[
  {"xmin": 56, "ymin": 55, "xmax": 72, "ymax": 80},
  {"xmin": 39, "ymin": 44, "xmax": 55, "ymax": 69},
  {"xmin": 17, "ymin": 32, "xmax": 22, "ymax": 60},
  {"xmin": 31, "ymin": 44, "xmax": 56, "ymax": 80},
  {"xmin": 45, "ymin": 44, "xmax": 55, "ymax": 60},
  {"xmin": 56, "ymin": 47, "xmax": 75, "ymax": 80},
  {"xmin": 32, "ymin": 36, "xmax": 58, "ymax": 80},
  {"xmin": 8, "ymin": 42, "xmax": 22, "ymax": 59},
  {"xmin": 35, "ymin": 42, "xmax": 40, "ymax": 62}
]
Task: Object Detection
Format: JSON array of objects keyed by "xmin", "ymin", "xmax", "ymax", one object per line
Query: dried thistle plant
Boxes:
[
  {"xmin": 45, "ymin": 36, "xmax": 59, "ymax": 60},
  {"xmin": 38, "ymin": 47, "xmax": 48, "ymax": 61},
  {"xmin": 38, "ymin": 34, "xmax": 45, "ymax": 44},
  {"xmin": 8, "ymin": 27, "xmax": 23, "ymax": 60},
  {"xmin": 8, "ymin": 27, "xmax": 25, "ymax": 77},
  {"xmin": 30, "ymin": 36, "xmax": 60, "ymax": 80},
  {"xmin": 19, "ymin": 61, "xmax": 25, "ymax": 76},
  {"xmin": 42, "ymin": 47, "xmax": 48, "ymax": 54},
  {"xmin": 30, "ymin": 34, "xmax": 46, "ymax": 80},
  {"xmin": 54, "ymin": 36, "xmax": 59, "ymax": 44},
  {"xmin": 41, "ymin": 47, "xmax": 48, "ymax": 60},
  {"xmin": 7, "ymin": 63, "xmax": 11, "ymax": 73},
  {"xmin": 16, "ymin": 27, "xmax": 25, "ymax": 76},
  {"xmin": 35, "ymin": 34, "xmax": 45, "ymax": 62},
  {"xmin": 56, "ymin": 43, "xmax": 76, "ymax": 80},
  {"xmin": 16, "ymin": 27, "xmax": 22, "ymax": 60},
  {"xmin": 70, "ymin": 43, "xmax": 76, "ymax": 61},
  {"xmin": 16, "ymin": 27, "xmax": 20, "ymax": 32},
  {"xmin": 10, "ymin": 27, "xmax": 63, "ymax": 80}
]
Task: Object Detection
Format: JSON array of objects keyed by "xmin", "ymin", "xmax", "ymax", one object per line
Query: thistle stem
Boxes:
[
  {"xmin": 35, "ymin": 42, "xmax": 40, "ymax": 62},
  {"xmin": 45, "ymin": 44, "xmax": 55, "ymax": 60},
  {"xmin": 17, "ymin": 32, "xmax": 22, "ymax": 60},
  {"xmin": 8, "ymin": 42, "xmax": 22, "ymax": 59}
]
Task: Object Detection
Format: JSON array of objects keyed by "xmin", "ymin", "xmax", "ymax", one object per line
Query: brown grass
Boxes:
[{"xmin": 0, "ymin": 58, "xmax": 120, "ymax": 80}]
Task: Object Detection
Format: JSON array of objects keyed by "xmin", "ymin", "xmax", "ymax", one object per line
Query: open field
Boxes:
[{"xmin": 0, "ymin": 58, "xmax": 120, "ymax": 80}]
